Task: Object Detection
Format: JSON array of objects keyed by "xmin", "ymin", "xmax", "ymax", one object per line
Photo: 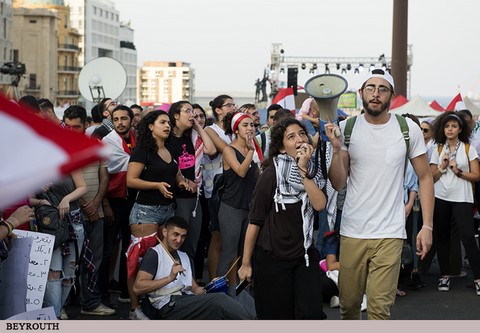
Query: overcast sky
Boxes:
[{"xmin": 111, "ymin": 0, "xmax": 480, "ymax": 101}]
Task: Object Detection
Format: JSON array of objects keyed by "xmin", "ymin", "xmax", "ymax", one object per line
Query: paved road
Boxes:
[{"xmin": 63, "ymin": 257, "xmax": 480, "ymax": 321}]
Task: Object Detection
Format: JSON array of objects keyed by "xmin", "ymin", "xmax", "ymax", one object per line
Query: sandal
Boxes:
[{"xmin": 396, "ymin": 289, "xmax": 407, "ymax": 297}]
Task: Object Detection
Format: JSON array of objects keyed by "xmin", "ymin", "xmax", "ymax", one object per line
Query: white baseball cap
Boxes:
[{"xmin": 362, "ymin": 68, "xmax": 395, "ymax": 91}]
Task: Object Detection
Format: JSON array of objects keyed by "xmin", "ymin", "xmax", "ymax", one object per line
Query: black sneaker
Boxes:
[
  {"xmin": 475, "ymin": 281, "xmax": 480, "ymax": 296},
  {"xmin": 438, "ymin": 277, "xmax": 450, "ymax": 291}
]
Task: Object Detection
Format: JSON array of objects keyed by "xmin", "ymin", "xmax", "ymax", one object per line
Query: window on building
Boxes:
[{"xmin": 29, "ymin": 74, "xmax": 36, "ymax": 89}]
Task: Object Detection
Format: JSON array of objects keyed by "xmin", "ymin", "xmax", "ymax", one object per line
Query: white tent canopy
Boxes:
[
  {"xmin": 390, "ymin": 95, "xmax": 441, "ymax": 117},
  {"xmin": 463, "ymin": 96, "xmax": 480, "ymax": 116}
]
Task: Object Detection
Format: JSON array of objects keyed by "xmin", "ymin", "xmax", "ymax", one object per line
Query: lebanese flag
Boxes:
[
  {"xmin": 272, "ymin": 87, "xmax": 296, "ymax": 112},
  {"xmin": 430, "ymin": 100, "xmax": 445, "ymax": 112},
  {"xmin": 0, "ymin": 94, "xmax": 107, "ymax": 209},
  {"xmin": 445, "ymin": 93, "xmax": 466, "ymax": 111}
]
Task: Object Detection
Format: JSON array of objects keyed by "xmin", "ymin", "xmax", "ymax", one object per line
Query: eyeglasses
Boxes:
[
  {"xmin": 221, "ymin": 103, "xmax": 236, "ymax": 108},
  {"xmin": 363, "ymin": 85, "xmax": 390, "ymax": 95},
  {"xmin": 181, "ymin": 108, "xmax": 194, "ymax": 114},
  {"xmin": 421, "ymin": 128, "xmax": 430, "ymax": 133}
]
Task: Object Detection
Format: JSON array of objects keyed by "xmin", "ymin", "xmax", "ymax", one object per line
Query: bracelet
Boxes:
[
  {"xmin": 456, "ymin": 169, "xmax": 464, "ymax": 178},
  {"xmin": 437, "ymin": 165, "xmax": 447, "ymax": 174},
  {"xmin": 422, "ymin": 225, "xmax": 433, "ymax": 232},
  {"xmin": 0, "ymin": 221, "xmax": 13, "ymax": 236}
]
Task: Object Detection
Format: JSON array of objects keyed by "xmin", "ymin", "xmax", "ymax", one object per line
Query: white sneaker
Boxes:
[
  {"xmin": 129, "ymin": 306, "xmax": 150, "ymax": 320},
  {"xmin": 360, "ymin": 294, "xmax": 367, "ymax": 312},
  {"xmin": 329, "ymin": 296, "xmax": 340, "ymax": 308},
  {"xmin": 60, "ymin": 308, "xmax": 69, "ymax": 320},
  {"xmin": 81, "ymin": 303, "xmax": 116, "ymax": 316}
]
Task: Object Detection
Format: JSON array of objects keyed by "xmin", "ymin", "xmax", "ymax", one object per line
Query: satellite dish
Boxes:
[{"xmin": 78, "ymin": 57, "xmax": 127, "ymax": 103}]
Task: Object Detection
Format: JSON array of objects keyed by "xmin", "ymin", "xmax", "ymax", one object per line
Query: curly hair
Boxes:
[
  {"xmin": 431, "ymin": 111, "xmax": 471, "ymax": 145},
  {"xmin": 262, "ymin": 118, "xmax": 308, "ymax": 169},
  {"xmin": 136, "ymin": 110, "xmax": 170, "ymax": 152}
]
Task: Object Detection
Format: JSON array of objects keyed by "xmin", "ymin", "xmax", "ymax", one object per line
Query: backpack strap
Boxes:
[
  {"xmin": 394, "ymin": 114, "xmax": 410, "ymax": 175},
  {"xmin": 437, "ymin": 144, "xmax": 443, "ymax": 156},
  {"xmin": 343, "ymin": 116, "xmax": 357, "ymax": 149}
]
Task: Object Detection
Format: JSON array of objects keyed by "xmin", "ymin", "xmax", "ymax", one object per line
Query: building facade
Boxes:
[
  {"xmin": 138, "ymin": 61, "xmax": 195, "ymax": 105},
  {"xmin": 12, "ymin": 0, "xmax": 81, "ymax": 105},
  {"xmin": 118, "ymin": 21, "xmax": 136, "ymax": 105},
  {"xmin": 0, "ymin": 1, "xmax": 14, "ymax": 97}
]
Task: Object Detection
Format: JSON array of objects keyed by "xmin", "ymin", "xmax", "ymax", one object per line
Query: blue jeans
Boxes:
[
  {"xmin": 129, "ymin": 202, "xmax": 175, "ymax": 226},
  {"xmin": 44, "ymin": 209, "xmax": 84, "ymax": 318}
]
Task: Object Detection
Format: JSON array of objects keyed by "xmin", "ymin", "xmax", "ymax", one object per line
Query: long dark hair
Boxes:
[
  {"xmin": 168, "ymin": 100, "xmax": 193, "ymax": 139},
  {"xmin": 431, "ymin": 111, "xmax": 471, "ymax": 144},
  {"xmin": 136, "ymin": 110, "xmax": 170, "ymax": 152},
  {"xmin": 262, "ymin": 118, "xmax": 309, "ymax": 169}
]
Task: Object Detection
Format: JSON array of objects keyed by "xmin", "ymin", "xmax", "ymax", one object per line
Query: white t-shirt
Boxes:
[
  {"xmin": 430, "ymin": 142, "xmax": 478, "ymax": 203},
  {"xmin": 202, "ymin": 123, "xmax": 231, "ymax": 198},
  {"xmin": 339, "ymin": 114, "xmax": 426, "ymax": 239}
]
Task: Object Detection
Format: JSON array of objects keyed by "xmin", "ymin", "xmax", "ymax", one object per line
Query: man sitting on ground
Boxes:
[{"xmin": 133, "ymin": 216, "xmax": 254, "ymax": 320}]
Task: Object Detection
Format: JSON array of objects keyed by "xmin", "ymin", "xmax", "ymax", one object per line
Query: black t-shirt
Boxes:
[
  {"xmin": 249, "ymin": 164, "xmax": 306, "ymax": 260},
  {"xmin": 166, "ymin": 135, "xmax": 196, "ymax": 199},
  {"xmin": 129, "ymin": 146, "xmax": 178, "ymax": 206}
]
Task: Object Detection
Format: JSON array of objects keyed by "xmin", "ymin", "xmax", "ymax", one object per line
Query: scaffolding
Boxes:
[{"xmin": 268, "ymin": 43, "xmax": 412, "ymax": 99}]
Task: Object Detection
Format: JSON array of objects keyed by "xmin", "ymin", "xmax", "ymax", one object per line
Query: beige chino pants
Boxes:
[{"xmin": 338, "ymin": 236, "xmax": 403, "ymax": 320}]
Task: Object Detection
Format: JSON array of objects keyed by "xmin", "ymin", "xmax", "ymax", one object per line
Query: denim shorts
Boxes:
[{"xmin": 129, "ymin": 202, "xmax": 175, "ymax": 226}]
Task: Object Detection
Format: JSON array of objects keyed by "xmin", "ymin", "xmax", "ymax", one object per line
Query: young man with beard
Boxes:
[
  {"xmin": 101, "ymin": 105, "xmax": 144, "ymax": 318},
  {"xmin": 324, "ymin": 69, "xmax": 434, "ymax": 320}
]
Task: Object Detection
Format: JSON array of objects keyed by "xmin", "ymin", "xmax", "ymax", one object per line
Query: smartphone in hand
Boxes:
[{"xmin": 236, "ymin": 279, "xmax": 249, "ymax": 296}]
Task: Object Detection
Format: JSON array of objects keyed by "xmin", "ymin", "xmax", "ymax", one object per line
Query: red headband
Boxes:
[{"xmin": 231, "ymin": 113, "xmax": 250, "ymax": 133}]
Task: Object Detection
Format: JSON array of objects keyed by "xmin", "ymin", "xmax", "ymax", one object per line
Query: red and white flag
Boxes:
[
  {"xmin": 272, "ymin": 87, "xmax": 296, "ymax": 112},
  {"xmin": 0, "ymin": 94, "xmax": 107, "ymax": 209},
  {"xmin": 429, "ymin": 100, "xmax": 445, "ymax": 112},
  {"xmin": 445, "ymin": 93, "xmax": 466, "ymax": 111}
]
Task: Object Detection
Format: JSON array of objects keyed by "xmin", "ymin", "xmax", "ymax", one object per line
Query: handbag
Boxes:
[
  {"xmin": 35, "ymin": 204, "xmax": 69, "ymax": 249},
  {"xmin": 34, "ymin": 190, "xmax": 70, "ymax": 250}
]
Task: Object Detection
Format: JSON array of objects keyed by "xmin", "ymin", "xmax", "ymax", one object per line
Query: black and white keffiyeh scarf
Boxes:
[{"xmin": 273, "ymin": 153, "xmax": 326, "ymax": 267}]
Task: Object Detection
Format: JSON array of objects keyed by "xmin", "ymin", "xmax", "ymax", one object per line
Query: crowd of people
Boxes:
[{"xmin": 1, "ymin": 67, "xmax": 480, "ymax": 320}]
